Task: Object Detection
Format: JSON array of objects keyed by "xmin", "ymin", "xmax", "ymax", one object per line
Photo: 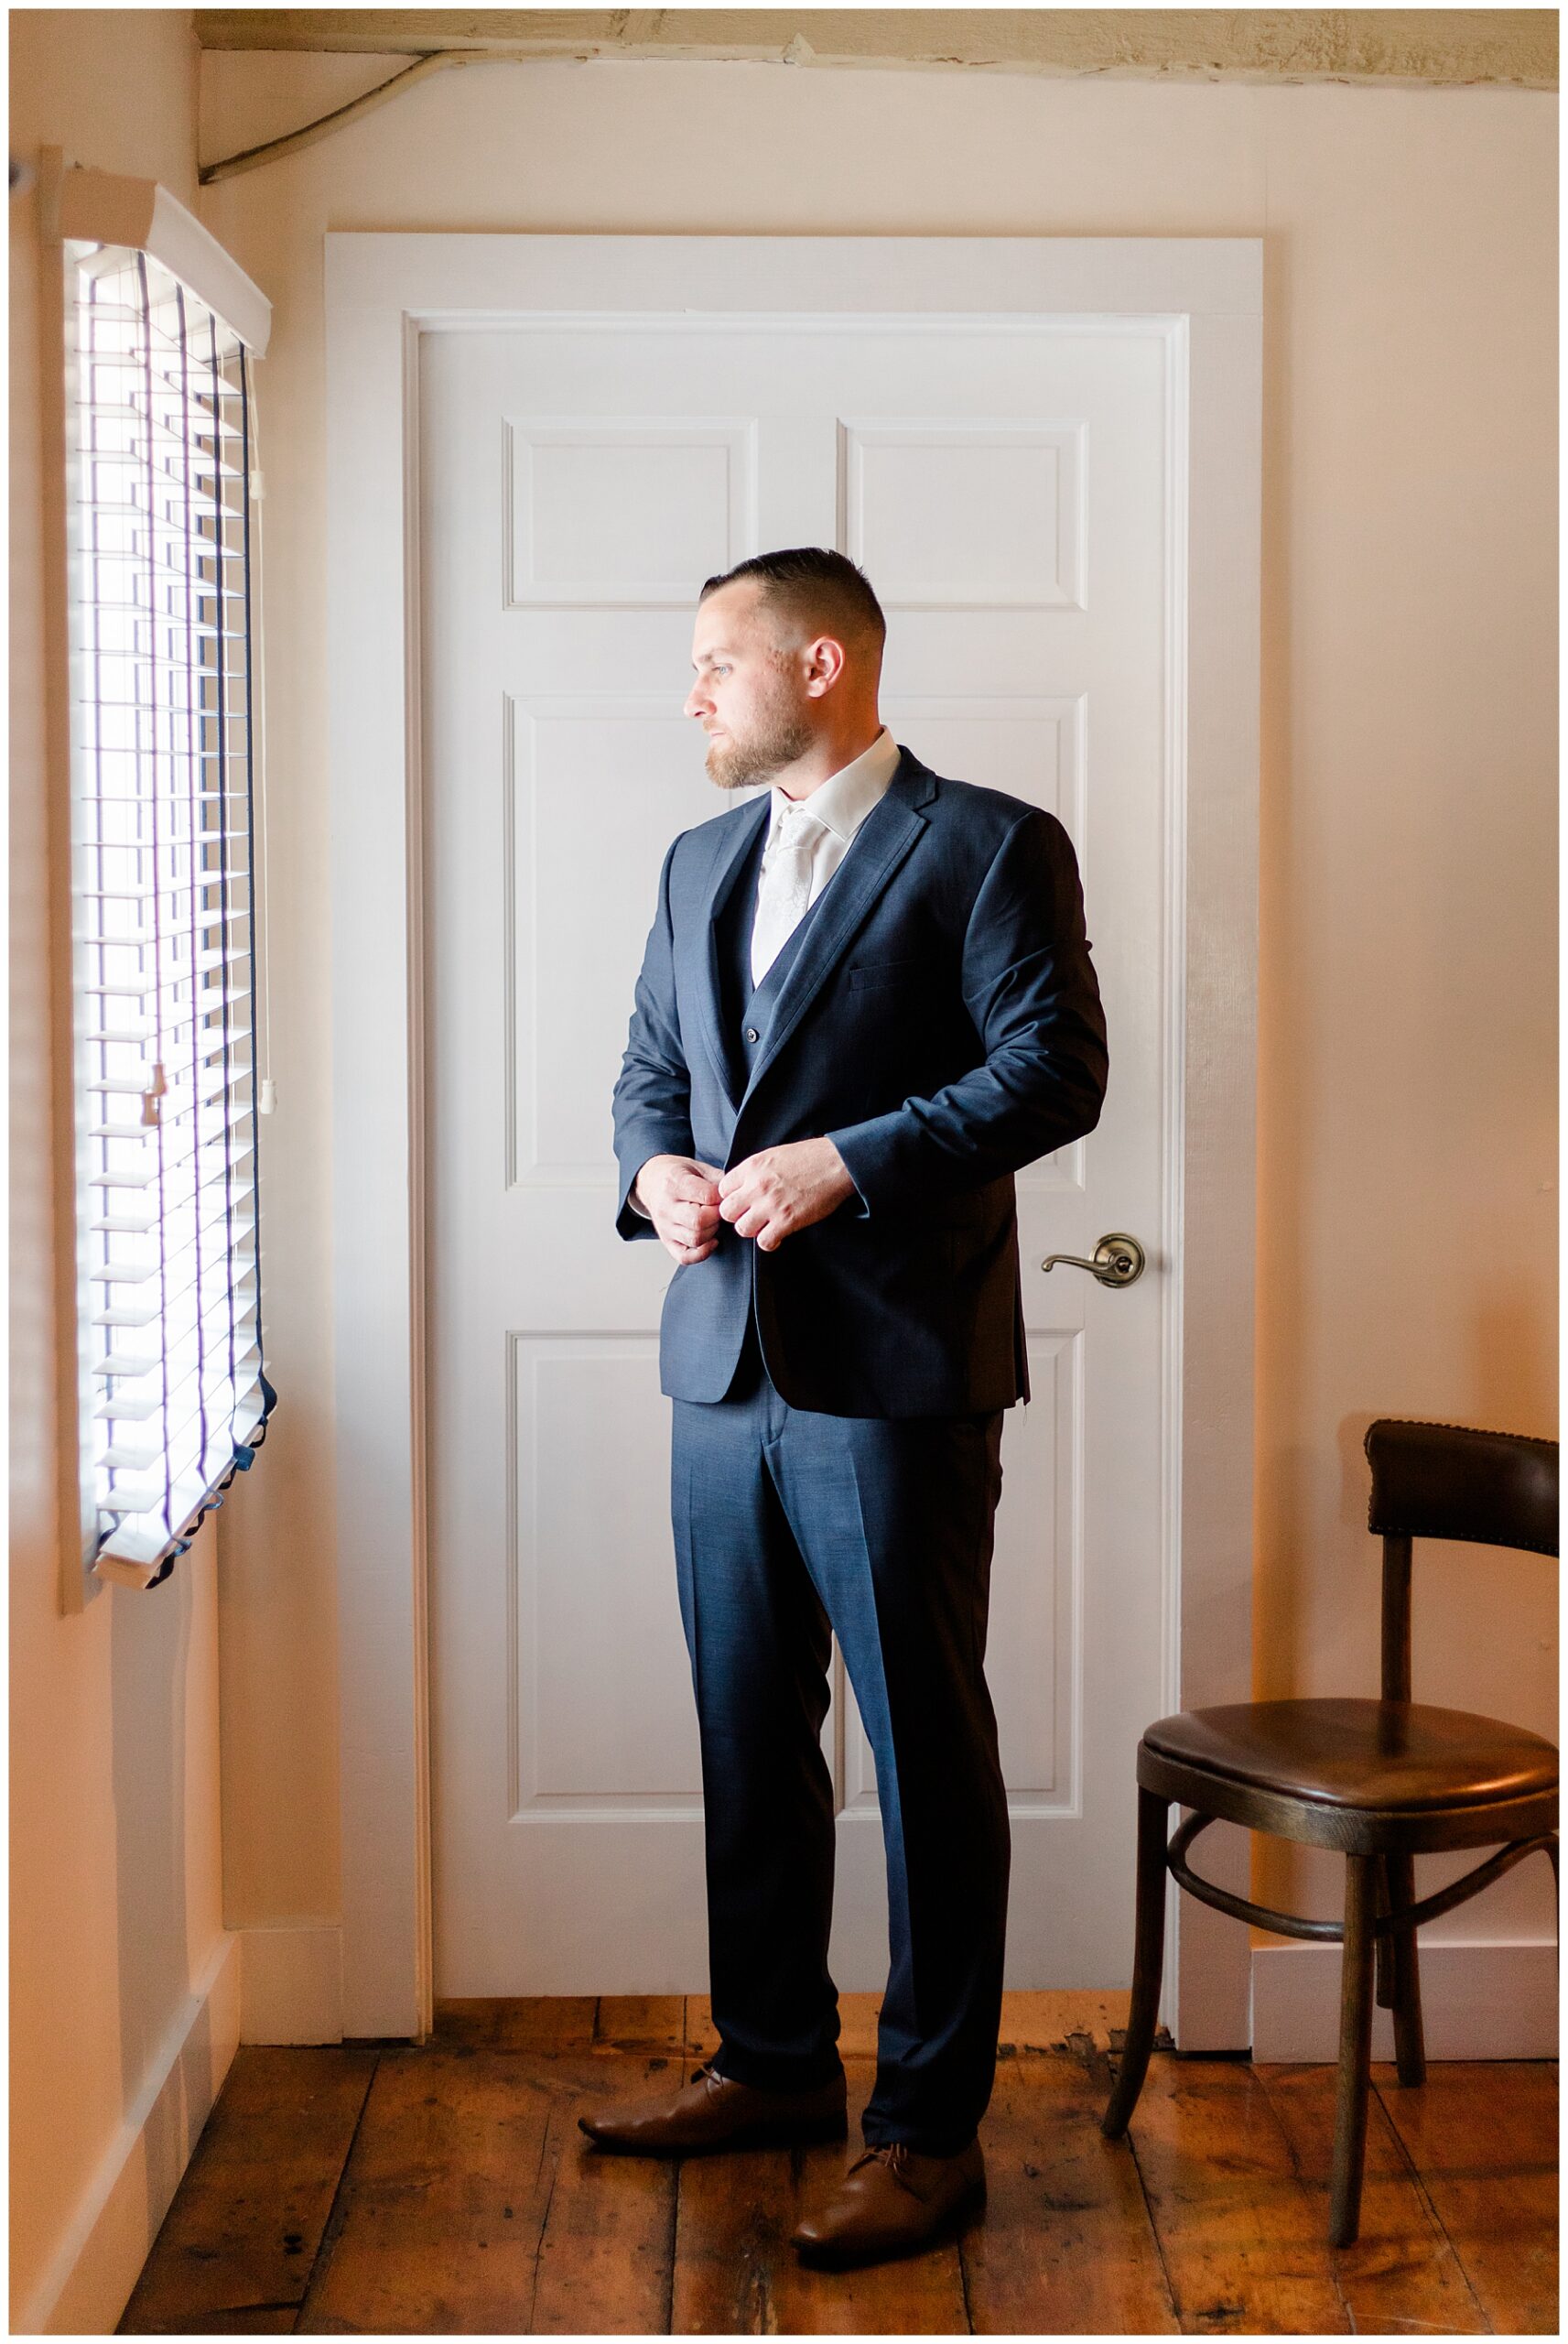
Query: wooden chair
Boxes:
[{"xmin": 1102, "ymin": 1417, "xmax": 1558, "ymax": 2246}]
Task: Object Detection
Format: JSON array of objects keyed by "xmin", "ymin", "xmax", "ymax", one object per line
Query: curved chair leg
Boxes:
[
  {"xmin": 1549, "ymin": 1838, "xmax": 1559, "ymax": 1984},
  {"xmin": 1374, "ymin": 1855, "xmax": 1395, "ymax": 2009},
  {"xmin": 1103, "ymin": 1786, "xmax": 1171, "ymax": 2139},
  {"xmin": 1330, "ymin": 1853, "xmax": 1378, "ymax": 2248},
  {"xmin": 1381, "ymin": 1850, "xmax": 1426, "ymax": 2086}
]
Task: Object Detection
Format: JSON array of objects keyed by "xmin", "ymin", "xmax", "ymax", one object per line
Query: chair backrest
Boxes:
[
  {"xmin": 1364, "ymin": 1417, "xmax": 1558, "ymax": 1702},
  {"xmin": 1365, "ymin": 1418, "xmax": 1559, "ymax": 1555}
]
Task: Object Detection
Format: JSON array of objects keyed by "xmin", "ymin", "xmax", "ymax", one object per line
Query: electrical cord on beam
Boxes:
[{"xmin": 201, "ymin": 50, "xmax": 500, "ymax": 186}]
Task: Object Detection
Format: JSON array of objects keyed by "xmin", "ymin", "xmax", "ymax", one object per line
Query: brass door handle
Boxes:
[{"xmin": 1041, "ymin": 1232, "xmax": 1146, "ymax": 1288}]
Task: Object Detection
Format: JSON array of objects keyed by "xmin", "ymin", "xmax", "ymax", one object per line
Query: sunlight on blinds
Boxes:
[{"xmin": 67, "ymin": 242, "xmax": 276, "ymax": 1588}]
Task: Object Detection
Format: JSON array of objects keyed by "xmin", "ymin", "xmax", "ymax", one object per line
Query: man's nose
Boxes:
[{"xmin": 684, "ymin": 680, "xmax": 710, "ymax": 721}]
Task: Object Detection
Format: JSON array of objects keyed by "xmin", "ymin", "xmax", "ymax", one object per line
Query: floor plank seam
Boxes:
[
  {"xmin": 1255, "ymin": 2068, "xmax": 1358, "ymax": 2335},
  {"xmin": 291, "ymin": 2047, "xmax": 382, "ymax": 2332},
  {"xmin": 956, "ymin": 2219, "xmax": 978, "ymax": 2334},
  {"xmin": 1108, "ymin": 2056, "xmax": 1184, "ymax": 2335},
  {"xmin": 662, "ymin": 2149, "xmax": 682, "ymax": 2338},
  {"xmin": 524, "ymin": 2109, "xmax": 558, "ymax": 2336},
  {"xmin": 1081, "ymin": 2031, "xmax": 1185, "ymax": 2335},
  {"xmin": 1367, "ymin": 2076, "xmax": 1497, "ymax": 2336},
  {"xmin": 124, "ymin": 2301, "xmax": 308, "ymax": 2330}
]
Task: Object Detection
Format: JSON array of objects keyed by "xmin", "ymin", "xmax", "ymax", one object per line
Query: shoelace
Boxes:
[{"xmin": 849, "ymin": 2143, "xmax": 919, "ymax": 2191}]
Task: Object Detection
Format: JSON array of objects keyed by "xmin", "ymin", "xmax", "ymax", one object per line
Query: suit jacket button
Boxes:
[{"xmin": 746, "ymin": 1026, "xmax": 760, "ymax": 1042}]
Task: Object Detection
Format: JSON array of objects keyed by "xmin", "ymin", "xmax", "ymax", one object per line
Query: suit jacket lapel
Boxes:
[{"xmin": 739, "ymin": 753, "xmax": 935, "ymax": 1110}]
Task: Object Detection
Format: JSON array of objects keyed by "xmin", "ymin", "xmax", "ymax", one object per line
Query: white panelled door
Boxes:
[{"xmin": 422, "ymin": 308, "xmax": 1172, "ymax": 1993}]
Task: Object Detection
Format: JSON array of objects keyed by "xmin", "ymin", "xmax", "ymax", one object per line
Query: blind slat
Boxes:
[{"xmin": 69, "ymin": 241, "xmax": 276, "ymax": 1585}]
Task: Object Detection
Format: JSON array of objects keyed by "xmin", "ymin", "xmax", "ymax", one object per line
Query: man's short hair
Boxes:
[{"xmin": 700, "ymin": 547, "xmax": 886, "ymax": 654}]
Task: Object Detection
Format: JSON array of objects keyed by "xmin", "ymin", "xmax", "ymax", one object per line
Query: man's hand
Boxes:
[
  {"xmin": 634, "ymin": 1155, "xmax": 725, "ymax": 1265},
  {"xmin": 718, "ymin": 1137, "xmax": 857, "ymax": 1253}
]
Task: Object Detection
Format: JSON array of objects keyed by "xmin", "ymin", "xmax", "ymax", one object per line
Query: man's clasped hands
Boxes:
[{"xmin": 636, "ymin": 1141, "xmax": 857, "ymax": 1263}]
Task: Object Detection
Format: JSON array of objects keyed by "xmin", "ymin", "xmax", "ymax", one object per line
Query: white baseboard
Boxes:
[
  {"xmin": 1251, "ymin": 1937, "xmax": 1559, "ymax": 2062},
  {"xmin": 239, "ymin": 1923, "xmax": 343, "ymax": 2044},
  {"xmin": 19, "ymin": 1931, "xmax": 241, "ymax": 2337}
]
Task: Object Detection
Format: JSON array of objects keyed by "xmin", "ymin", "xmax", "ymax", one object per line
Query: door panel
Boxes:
[{"xmin": 423, "ymin": 315, "xmax": 1169, "ymax": 1991}]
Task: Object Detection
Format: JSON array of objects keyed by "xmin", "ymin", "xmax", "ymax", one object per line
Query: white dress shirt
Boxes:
[
  {"xmin": 630, "ymin": 728, "xmax": 901, "ymax": 1217},
  {"xmin": 749, "ymin": 726, "xmax": 902, "ymax": 987}
]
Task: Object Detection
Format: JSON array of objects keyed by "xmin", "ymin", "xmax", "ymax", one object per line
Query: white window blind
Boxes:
[{"xmin": 66, "ymin": 237, "xmax": 276, "ymax": 1589}]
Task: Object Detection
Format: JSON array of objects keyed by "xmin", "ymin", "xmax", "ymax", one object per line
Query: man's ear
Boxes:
[{"xmin": 803, "ymin": 634, "xmax": 848, "ymax": 698}]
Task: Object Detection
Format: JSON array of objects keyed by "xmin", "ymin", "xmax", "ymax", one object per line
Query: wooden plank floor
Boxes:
[{"xmin": 118, "ymin": 1994, "xmax": 1559, "ymax": 2336}]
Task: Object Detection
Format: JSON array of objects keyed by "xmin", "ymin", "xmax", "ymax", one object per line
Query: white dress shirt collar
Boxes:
[{"xmin": 768, "ymin": 727, "xmax": 901, "ymax": 846}]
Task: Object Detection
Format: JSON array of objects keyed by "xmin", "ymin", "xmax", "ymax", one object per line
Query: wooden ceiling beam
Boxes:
[{"xmin": 193, "ymin": 9, "xmax": 1556, "ymax": 90}]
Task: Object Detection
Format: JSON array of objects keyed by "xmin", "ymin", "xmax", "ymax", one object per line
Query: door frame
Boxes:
[{"xmin": 324, "ymin": 233, "xmax": 1262, "ymax": 2046}]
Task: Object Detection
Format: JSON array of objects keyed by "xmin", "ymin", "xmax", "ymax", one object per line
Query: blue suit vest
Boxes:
[{"xmin": 716, "ymin": 805, "xmax": 831, "ymax": 1098}]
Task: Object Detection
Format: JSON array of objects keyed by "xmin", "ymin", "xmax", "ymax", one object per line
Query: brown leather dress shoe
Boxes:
[
  {"xmin": 791, "ymin": 2139, "xmax": 986, "ymax": 2268},
  {"xmin": 579, "ymin": 2059, "xmax": 848, "ymax": 2156}
]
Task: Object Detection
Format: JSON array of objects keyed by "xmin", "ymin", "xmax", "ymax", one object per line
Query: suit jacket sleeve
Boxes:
[
  {"xmin": 611, "ymin": 834, "xmax": 697, "ymax": 1241},
  {"xmin": 826, "ymin": 808, "xmax": 1108, "ymax": 1216}
]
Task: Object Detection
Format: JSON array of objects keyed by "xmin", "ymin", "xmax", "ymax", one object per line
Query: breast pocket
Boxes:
[{"xmin": 846, "ymin": 956, "xmax": 936, "ymax": 992}]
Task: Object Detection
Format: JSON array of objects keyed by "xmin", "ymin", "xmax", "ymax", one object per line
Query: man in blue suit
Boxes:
[{"xmin": 582, "ymin": 548, "xmax": 1108, "ymax": 2267}]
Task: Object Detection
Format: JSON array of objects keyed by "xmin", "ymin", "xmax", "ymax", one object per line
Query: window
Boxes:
[{"xmin": 64, "ymin": 224, "xmax": 276, "ymax": 1590}]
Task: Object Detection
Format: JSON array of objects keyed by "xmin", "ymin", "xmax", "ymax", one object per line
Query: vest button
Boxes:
[{"xmin": 745, "ymin": 1026, "xmax": 760, "ymax": 1043}]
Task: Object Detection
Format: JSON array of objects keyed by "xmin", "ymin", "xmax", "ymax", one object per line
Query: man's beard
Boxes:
[{"xmin": 705, "ymin": 699, "xmax": 815, "ymax": 791}]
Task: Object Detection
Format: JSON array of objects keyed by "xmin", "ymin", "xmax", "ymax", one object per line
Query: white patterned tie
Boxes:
[{"xmin": 751, "ymin": 802, "xmax": 823, "ymax": 987}]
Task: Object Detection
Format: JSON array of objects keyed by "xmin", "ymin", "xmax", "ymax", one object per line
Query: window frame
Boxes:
[{"xmin": 42, "ymin": 151, "xmax": 274, "ymax": 1602}]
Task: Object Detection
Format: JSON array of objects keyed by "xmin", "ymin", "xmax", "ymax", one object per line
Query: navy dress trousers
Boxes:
[{"xmin": 611, "ymin": 747, "xmax": 1108, "ymax": 2153}]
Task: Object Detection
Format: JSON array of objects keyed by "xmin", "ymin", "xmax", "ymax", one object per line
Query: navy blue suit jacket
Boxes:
[{"xmin": 611, "ymin": 747, "xmax": 1109, "ymax": 1417}]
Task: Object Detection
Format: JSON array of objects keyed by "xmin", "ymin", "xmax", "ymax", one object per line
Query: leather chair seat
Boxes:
[{"xmin": 1143, "ymin": 1697, "xmax": 1559, "ymax": 1812}]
